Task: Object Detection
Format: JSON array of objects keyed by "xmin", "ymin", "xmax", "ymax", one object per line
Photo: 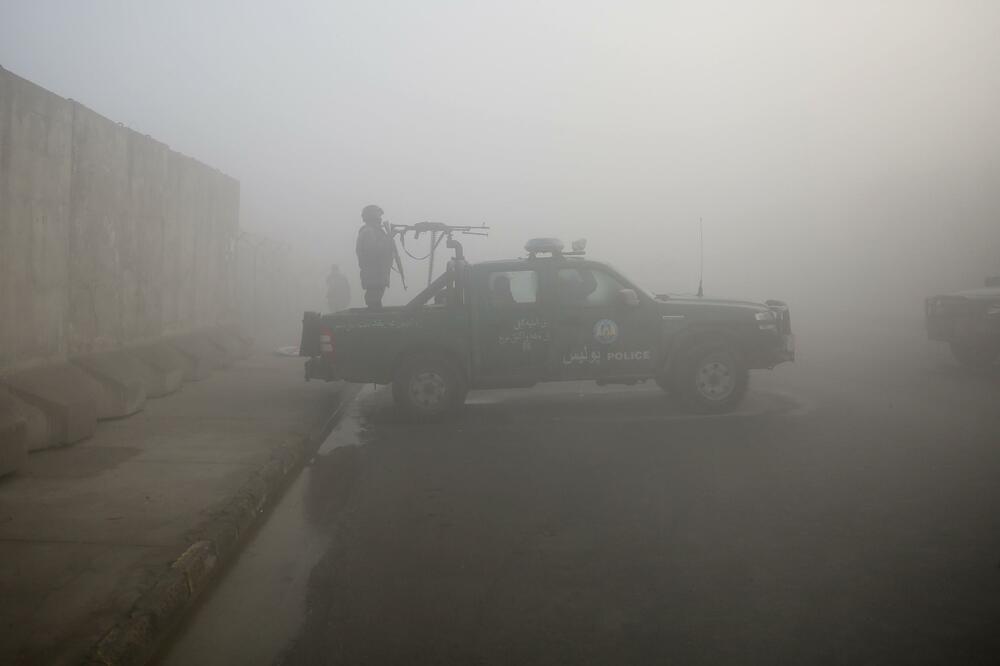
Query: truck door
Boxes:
[
  {"xmin": 475, "ymin": 268, "xmax": 551, "ymax": 385},
  {"xmin": 551, "ymin": 265, "xmax": 660, "ymax": 380}
]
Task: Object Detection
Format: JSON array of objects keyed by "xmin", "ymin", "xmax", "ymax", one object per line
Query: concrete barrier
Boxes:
[
  {"xmin": 169, "ymin": 333, "xmax": 231, "ymax": 379},
  {"xmin": 8, "ymin": 393, "xmax": 52, "ymax": 452},
  {"xmin": 2, "ymin": 364, "xmax": 98, "ymax": 446},
  {"xmin": 164, "ymin": 338, "xmax": 214, "ymax": 381},
  {"xmin": 205, "ymin": 326, "xmax": 253, "ymax": 361},
  {"xmin": 128, "ymin": 344, "xmax": 186, "ymax": 397},
  {"xmin": 71, "ymin": 351, "xmax": 148, "ymax": 419},
  {"xmin": 0, "ymin": 388, "xmax": 28, "ymax": 477}
]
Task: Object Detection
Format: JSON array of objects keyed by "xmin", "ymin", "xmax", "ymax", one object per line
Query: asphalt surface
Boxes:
[{"xmin": 160, "ymin": 327, "xmax": 1000, "ymax": 666}]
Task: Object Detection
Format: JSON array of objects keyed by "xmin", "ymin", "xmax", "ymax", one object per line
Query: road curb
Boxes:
[{"xmin": 86, "ymin": 383, "xmax": 361, "ymax": 666}]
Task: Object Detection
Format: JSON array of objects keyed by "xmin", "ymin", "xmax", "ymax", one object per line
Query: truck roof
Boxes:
[{"xmin": 472, "ymin": 255, "xmax": 588, "ymax": 270}]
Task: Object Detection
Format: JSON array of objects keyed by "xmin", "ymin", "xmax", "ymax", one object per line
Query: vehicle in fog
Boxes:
[
  {"xmin": 301, "ymin": 237, "xmax": 794, "ymax": 418},
  {"xmin": 925, "ymin": 276, "xmax": 1000, "ymax": 368}
]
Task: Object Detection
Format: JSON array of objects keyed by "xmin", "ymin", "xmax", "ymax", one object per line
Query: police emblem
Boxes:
[{"xmin": 593, "ymin": 319, "xmax": 619, "ymax": 344}]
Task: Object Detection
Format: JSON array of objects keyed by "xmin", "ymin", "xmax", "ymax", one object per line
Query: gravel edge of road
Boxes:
[{"xmin": 85, "ymin": 383, "xmax": 362, "ymax": 666}]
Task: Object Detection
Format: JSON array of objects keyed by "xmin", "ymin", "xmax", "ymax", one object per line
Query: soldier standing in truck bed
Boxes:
[{"xmin": 355, "ymin": 204, "xmax": 394, "ymax": 309}]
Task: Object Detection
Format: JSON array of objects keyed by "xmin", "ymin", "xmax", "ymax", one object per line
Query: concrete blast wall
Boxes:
[{"xmin": 0, "ymin": 67, "xmax": 240, "ymax": 373}]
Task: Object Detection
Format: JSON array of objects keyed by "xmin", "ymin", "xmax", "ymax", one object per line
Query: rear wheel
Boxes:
[
  {"xmin": 673, "ymin": 342, "xmax": 748, "ymax": 413},
  {"xmin": 950, "ymin": 341, "xmax": 999, "ymax": 369},
  {"xmin": 392, "ymin": 354, "xmax": 467, "ymax": 420}
]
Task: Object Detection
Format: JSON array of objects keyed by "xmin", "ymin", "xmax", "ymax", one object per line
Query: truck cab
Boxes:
[
  {"xmin": 302, "ymin": 239, "xmax": 794, "ymax": 418},
  {"xmin": 925, "ymin": 276, "xmax": 1000, "ymax": 368}
]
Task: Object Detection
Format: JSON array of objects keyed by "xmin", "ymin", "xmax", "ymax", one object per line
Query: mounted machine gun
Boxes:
[{"xmin": 388, "ymin": 222, "xmax": 490, "ymax": 286}]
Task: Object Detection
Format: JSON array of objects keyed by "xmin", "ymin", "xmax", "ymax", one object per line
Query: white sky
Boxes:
[{"xmin": 2, "ymin": 0, "xmax": 999, "ymax": 313}]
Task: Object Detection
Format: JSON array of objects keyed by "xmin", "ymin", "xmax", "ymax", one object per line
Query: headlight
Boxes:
[{"xmin": 755, "ymin": 311, "xmax": 778, "ymax": 330}]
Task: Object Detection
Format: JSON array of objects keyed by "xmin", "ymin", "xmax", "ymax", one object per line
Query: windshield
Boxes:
[{"xmin": 587, "ymin": 261, "xmax": 656, "ymax": 301}]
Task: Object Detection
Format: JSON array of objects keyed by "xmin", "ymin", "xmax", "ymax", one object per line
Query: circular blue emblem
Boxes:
[{"xmin": 593, "ymin": 319, "xmax": 619, "ymax": 344}]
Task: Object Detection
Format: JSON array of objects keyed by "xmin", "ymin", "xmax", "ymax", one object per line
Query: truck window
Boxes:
[
  {"xmin": 487, "ymin": 271, "xmax": 538, "ymax": 307},
  {"xmin": 555, "ymin": 268, "xmax": 624, "ymax": 306}
]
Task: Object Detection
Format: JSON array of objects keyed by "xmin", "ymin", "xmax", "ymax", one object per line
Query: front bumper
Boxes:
[
  {"xmin": 760, "ymin": 300, "xmax": 794, "ymax": 365},
  {"xmin": 777, "ymin": 333, "xmax": 796, "ymax": 363},
  {"xmin": 755, "ymin": 333, "xmax": 795, "ymax": 367},
  {"xmin": 744, "ymin": 328, "xmax": 795, "ymax": 369}
]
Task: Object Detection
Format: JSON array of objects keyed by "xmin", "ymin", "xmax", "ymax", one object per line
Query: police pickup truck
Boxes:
[
  {"xmin": 301, "ymin": 238, "xmax": 794, "ymax": 418},
  {"xmin": 925, "ymin": 276, "xmax": 1000, "ymax": 368}
]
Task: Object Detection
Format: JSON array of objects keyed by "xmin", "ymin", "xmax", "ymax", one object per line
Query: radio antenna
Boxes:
[{"xmin": 697, "ymin": 217, "xmax": 704, "ymax": 298}]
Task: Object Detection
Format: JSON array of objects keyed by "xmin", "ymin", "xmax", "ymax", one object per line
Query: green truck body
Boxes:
[{"xmin": 301, "ymin": 250, "xmax": 794, "ymax": 416}]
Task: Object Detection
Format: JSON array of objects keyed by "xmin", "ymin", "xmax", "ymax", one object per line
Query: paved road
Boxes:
[{"xmin": 160, "ymin": 329, "xmax": 1000, "ymax": 665}]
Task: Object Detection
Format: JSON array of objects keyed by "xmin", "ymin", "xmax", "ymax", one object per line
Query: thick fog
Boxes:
[{"xmin": 3, "ymin": 0, "xmax": 999, "ymax": 323}]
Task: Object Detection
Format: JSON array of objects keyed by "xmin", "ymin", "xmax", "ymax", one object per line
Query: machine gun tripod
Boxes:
[{"xmin": 388, "ymin": 222, "xmax": 490, "ymax": 286}]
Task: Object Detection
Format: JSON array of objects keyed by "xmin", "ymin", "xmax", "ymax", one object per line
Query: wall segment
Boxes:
[{"xmin": 0, "ymin": 66, "xmax": 240, "ymax": 373}]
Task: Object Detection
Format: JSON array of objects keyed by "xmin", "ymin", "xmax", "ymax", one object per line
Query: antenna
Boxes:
[{"xmin": 697, "ymin": 217, "xmax": 704, "ymax": 298}]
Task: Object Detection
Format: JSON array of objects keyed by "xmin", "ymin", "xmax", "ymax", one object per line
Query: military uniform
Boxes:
[{"xmin": 356, "ymin": 222, "xmax": 394, "ymax": 308}]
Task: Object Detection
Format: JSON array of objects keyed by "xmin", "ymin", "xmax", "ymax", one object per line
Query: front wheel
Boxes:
[
  {"xmin": 392, "ymin": 354, "xmax": 467, "ymax": 420},
  {"xmin": 673, "ymin": 342, "xmax": 748, "ymax": 413}
]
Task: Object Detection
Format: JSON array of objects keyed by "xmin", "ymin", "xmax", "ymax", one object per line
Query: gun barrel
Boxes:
[{"xmin": 391, "ymin": 222, "xmax": 490, "ymax": 235}]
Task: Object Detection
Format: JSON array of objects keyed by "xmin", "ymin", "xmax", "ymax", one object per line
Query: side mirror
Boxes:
[{"xmin": 617, "ymin": 288, "xmax": 640, "ymax": 307}]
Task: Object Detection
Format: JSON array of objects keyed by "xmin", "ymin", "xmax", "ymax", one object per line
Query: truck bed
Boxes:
[{"xmin": 301, "ymin": 306, "xmax": 470, "ymax": 384}]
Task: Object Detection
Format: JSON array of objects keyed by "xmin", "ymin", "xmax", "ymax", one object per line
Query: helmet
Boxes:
[{"xmin": 361, "ymin": 204, "xmax": 384, "ymax": 223}]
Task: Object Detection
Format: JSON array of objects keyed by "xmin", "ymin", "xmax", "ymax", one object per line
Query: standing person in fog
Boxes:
[
  {"xmin": 356, "ymin": 204, "xmax": 394, "ymax": 309},
  {"xmin": 325, "ymin": 264, "xmax": 350, "ymax": 313}
]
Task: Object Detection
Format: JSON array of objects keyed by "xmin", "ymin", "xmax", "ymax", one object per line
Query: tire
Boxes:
[
  {"xmin": 673, "ymin": 342, "xmax": 748, "ymax": 413},
  {"xmin": 950, "ymin": 342, "xmax": 999, "ymax": 370},
  {"xmin": 392, "ymin": 354, "xmax": 467, "ymax": 420}
]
